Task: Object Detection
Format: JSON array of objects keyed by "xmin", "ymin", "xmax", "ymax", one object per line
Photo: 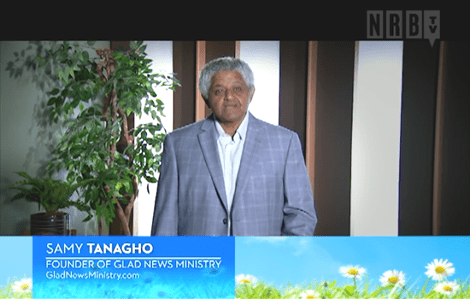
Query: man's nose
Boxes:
[{"xmin": 224, "ymin": 89, "xmax": 235, "ymax": 99}]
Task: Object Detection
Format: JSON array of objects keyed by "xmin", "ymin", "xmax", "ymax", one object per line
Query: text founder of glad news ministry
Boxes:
[{"xmin": 151, "ymin": 57, "xmax": 317, "ymax": 236}]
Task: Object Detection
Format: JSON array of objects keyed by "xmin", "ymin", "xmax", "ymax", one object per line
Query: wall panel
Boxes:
[
  {"xmin": 398, "ymin": 41, "xmax": 440, "ymax": 235},
  {"xmin": 314, "ymin": 42, "xmax": 355, "ymax": 236}
]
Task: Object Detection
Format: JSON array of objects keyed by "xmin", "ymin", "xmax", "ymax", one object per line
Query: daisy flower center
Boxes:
[
  {"xmin": 240, "ymin": 278, "xmax": 251, "ymax": 284},
  {"xmin": 20, "ymin": 283, "xmax": 30, "ymax": 290},
  {"xmin": 434, "ymin": 266, "xmax": 446, "ymax": 274},
  {"xmin": 306, "ymin": 296, "xmax": 316, "ymax": 299},
  {"xmin": 347, "ymin": 268, "xmax": 359, "ymax": 275},
  {"xmin": 443, "ymin": 285, "xmax": 452, "ymax": 292},
  {"xmin": 388, "ymin": 276, "xmax": 398, "ymax": 284}
]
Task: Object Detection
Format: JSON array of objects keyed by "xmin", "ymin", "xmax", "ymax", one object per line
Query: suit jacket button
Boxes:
[{"xmin": 223, "ymin": 219, "xmax": 228, "ymax": 225}]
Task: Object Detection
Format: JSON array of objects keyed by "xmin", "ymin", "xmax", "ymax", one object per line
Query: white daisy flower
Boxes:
[
  {"xmin": 339, "ymin": 265, "xmax": 366, "ymax": 279},
  {"xmin": 425, "ymin": 259, "xmax": 455, "ymax": 280},
  {"xmin": 299, "ymin": 289, "xmax": 321, "ymax": 299},
  {"xmin": 235, "ymin": 274, "xmax": 257, "ymax": 285},
  {"xmin": 12, "ymin": 278, "xmax": 32, "ymax": 293},
  {"xmin": 379, "ymin": 270, "xmax": 406, "ymax": 287},
  {"xmin": 434, "ymin": 280, "xmax": 460, "ymax": 296}
]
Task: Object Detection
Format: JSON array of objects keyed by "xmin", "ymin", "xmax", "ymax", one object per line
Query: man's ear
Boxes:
[
  {"xmin": 249, "ymin": 87, "xmax": 255, "ymax": 103},
  {"xmin": 202, "ymin": 96, "xmax": 211, "ymax": 109}
]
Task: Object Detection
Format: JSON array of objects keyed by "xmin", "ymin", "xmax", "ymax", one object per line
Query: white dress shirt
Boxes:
[{"xmin": 214, "ymin": 113, "xmax": 249, "ymax": 234}]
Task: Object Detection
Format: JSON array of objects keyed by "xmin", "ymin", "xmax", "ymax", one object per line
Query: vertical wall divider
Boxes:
[
  {"xmin": 195, "ymin": 41, "xmax": 206, "ymax": 122},
  {"xmin": 235, "ymin": 41, "xmax": 240, "ymax": 59},
  {"xmin": 306, "ymin": 41, "xmax": 318, "ymax": 193},
  {"xmin": 432, "ymin": 41, "xmax": 447, "ymax": 236}
]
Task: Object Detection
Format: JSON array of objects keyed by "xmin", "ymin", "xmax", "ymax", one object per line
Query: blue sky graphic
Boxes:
[{"xmin": 0, "ymin": 237, "xmax": 32, "ymax": 287}]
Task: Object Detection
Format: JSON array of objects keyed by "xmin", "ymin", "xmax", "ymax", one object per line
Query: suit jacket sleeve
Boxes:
[
  {"xmin": 151, "ymin": 134, "xmax": 178, "ymax": 235},
  {"xmin": 282, "ymin": 133, "xmax": 317, "ymax": 236}
]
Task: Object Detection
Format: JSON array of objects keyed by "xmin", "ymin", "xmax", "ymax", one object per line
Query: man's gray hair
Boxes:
[{"xmin": 198, "ymin": 57, "xmax": 255, "ymax": 102}]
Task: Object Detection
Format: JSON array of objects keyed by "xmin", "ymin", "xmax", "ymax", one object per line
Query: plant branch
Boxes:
[
  {"xmin": 114, "ymin": 195, "xmax": 131, "ymax": 235},
  {"xmin": 124, "ymin": 178, "xmax": 138, "ymax": 221}
]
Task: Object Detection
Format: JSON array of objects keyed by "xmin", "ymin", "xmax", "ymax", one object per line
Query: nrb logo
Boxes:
[{"xmin": 367, "ymin": 10, "xmax": 440, "ymax": 46}]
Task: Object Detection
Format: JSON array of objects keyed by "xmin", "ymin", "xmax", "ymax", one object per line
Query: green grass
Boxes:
[
  {"xmin": 2, "ymin": 276, "xmax": 469, "ymax": 298},
  {"xmin": 235, "ymin": 277, "xmax": 470, "ymax": 299}
]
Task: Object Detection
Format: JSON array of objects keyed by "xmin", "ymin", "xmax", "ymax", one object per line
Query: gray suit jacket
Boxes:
[{"xmin": 151, "ymin": 112, "xmax": 317, "ymax": 236}]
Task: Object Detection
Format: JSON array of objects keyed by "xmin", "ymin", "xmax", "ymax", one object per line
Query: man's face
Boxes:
[{"xmin": 207, "ymin": 70, "xmax": 254, "ymax": 127}]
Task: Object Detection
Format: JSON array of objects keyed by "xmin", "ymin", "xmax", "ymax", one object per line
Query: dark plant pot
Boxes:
[{"xmin": 30, "ymin": 212, "xmax": 70, "ymax": 235}]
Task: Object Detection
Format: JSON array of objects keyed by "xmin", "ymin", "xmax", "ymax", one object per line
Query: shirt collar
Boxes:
[{"xmin": 214, "ymin": 112, "xmax": 249, "ymax": 141}]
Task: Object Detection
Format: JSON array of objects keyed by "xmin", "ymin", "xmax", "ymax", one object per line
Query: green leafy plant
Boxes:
[
  {"xmin": 8, "ymin": 41, "xmax": 179, "ymax": 235},
  {"xmin": 7, "ymin": 171, "xmax": 90, "ymax": 216}
]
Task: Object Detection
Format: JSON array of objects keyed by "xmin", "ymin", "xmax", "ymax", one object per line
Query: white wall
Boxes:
[
  {"xmin": 350, "ymin": 41, "xmax": 404, "ymax": 236},
  {"xmin": 239, "ymin": 41, "xmax": 280, "ymax": 126},
  {"xmin": 134, "ymin": 41, "xmax": 174, "ymax": 236}
]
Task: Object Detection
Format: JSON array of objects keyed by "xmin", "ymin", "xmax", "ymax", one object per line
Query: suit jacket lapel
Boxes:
[
  {"xmin": 234, "ymin": 113, "xmax": 263, "ymax": 199},
  {"xmin": 197, "ymin": 115, "xmax": 228, "ymax": 210}
]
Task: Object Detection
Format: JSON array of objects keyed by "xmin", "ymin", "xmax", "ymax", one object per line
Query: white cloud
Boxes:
[{"xmin": 293, "ymin": 238, "xmax": 310, "ymax": 256}]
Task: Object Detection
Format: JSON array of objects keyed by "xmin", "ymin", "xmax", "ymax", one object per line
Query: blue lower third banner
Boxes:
[
  {"xmin": 2, "ymin": 236, "xmax": 469, "ymax": 298},
  {"xmin": 32, "ymin": 236, "xmax": 235, "ymax": 299}
]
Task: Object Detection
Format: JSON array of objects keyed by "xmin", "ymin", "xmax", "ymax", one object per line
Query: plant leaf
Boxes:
[
  {"xmin": 344, "ymin": 285, "xmax": 356, "ymax": 296},
  {"xmin": 50, "ymin": 88, "xmax": 60, "ymax": 95}
]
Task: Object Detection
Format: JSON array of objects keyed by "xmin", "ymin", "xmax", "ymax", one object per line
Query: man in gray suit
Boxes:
[{"xmin": 151, "ymin": 57, "xmax": 317, "ymax": 236}]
